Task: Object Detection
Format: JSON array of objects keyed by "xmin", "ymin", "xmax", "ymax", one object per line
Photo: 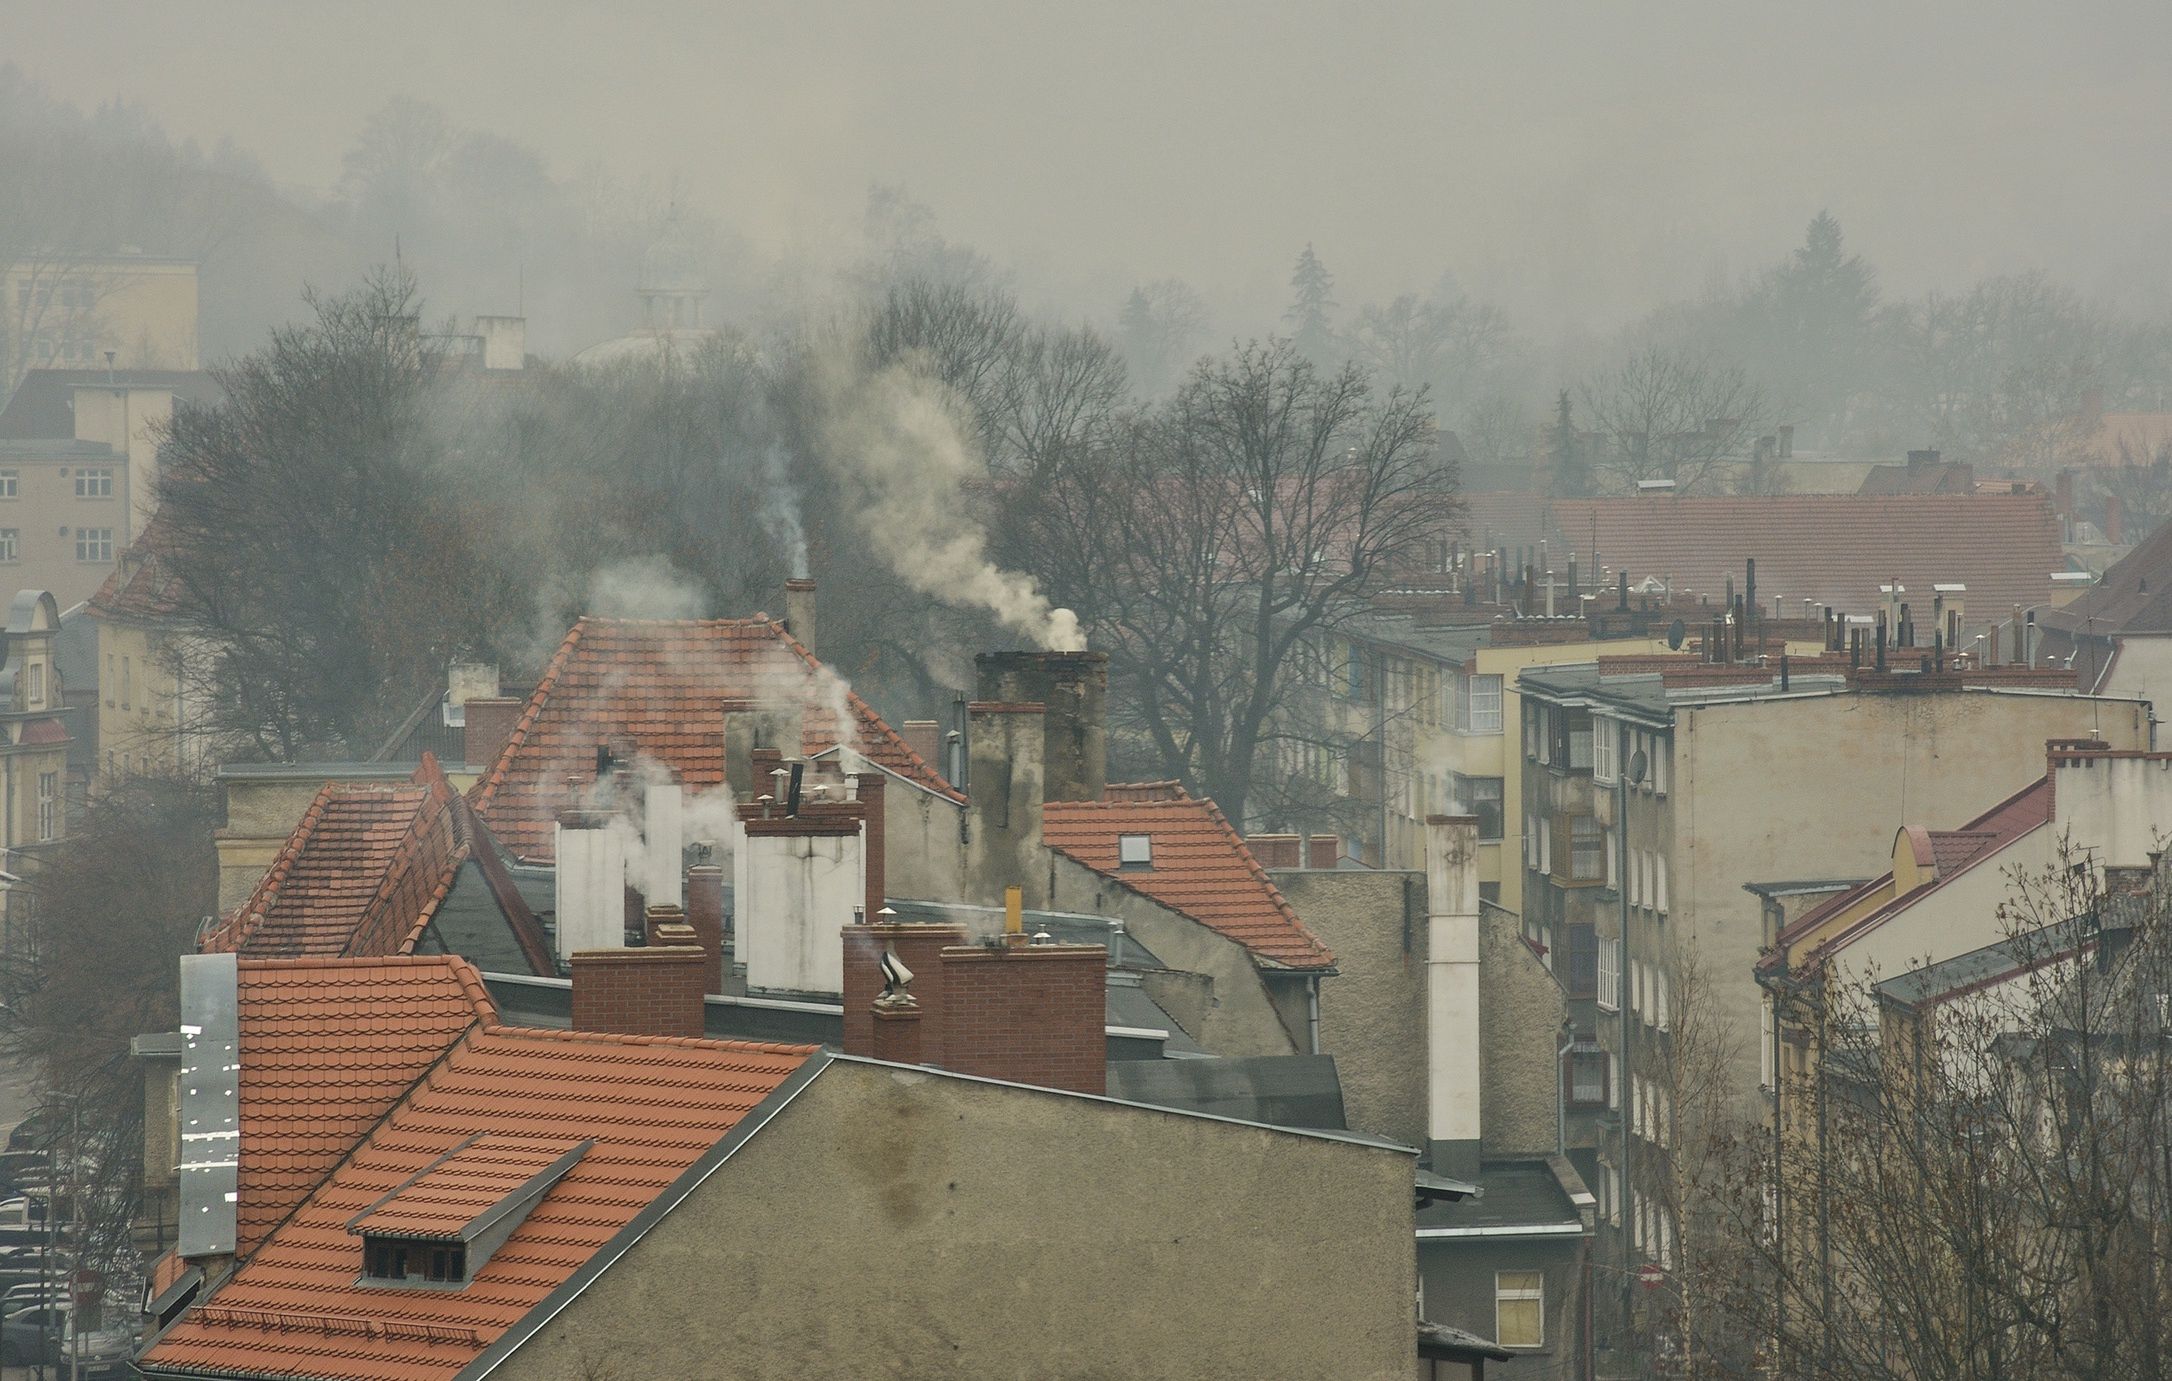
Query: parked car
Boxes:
[
  {"xmin": 0, "ymin": 1306, "xmax": 132, "ymax": 1377},
  {"xmin": 1, "ymin": 1301, "xmax": 68, "ymax": 1364}
]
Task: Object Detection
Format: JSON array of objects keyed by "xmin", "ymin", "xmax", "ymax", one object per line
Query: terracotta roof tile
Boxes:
[
  {"xmin": 86, "ymin": 507, "xmax": 187, "ymax": 623},
  {"xmin": 229, "ymin": 955, "xmax": 497, "ymax": 1260},
  {"xmin": 204, "ymin": 756, "xmax": 468, "ymax": 960},
  {"xmin": 1043, "ymin": 787, "xmax": 1335, "ymax": 970},
  {"xmin": 472, "ymin": 617, "xmax": 960, "ymax": 862},
  {"xmin": 143, "ymin": 957, "xmax": 816, "ymax": 1381},
  {"xmin": 347, "ymin": 1132, "xmax": 589, "ymax": 1241}
]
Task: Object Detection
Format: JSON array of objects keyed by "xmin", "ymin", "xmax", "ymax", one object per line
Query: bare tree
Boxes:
[
  {"xmin": 1116, "ymin": 279, "xmax": 1210, "ymax": 398},
  {"xmin": 1701, "ymin": 847, "xmax": 2172, "ymax": 1380},
  {"xmin": 1580, "ymin": 345, "xmax": 1771, "ymax": 494},
  {"xmin": 1018, "ymin": 338, "xmax": 1456, "ymax": 825}
]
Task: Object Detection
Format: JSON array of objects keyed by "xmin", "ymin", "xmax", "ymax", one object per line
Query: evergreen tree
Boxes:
[
  {"xmin": 1548, "ymin": 389, "xmax": 1592, "ymax": 495},
  {"xmin": 1284, "ymin": 244, "xmax": 1339, "ymax": 366}
]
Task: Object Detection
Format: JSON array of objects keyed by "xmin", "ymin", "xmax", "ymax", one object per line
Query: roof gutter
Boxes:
[{"xmin": 1416, "ymin": 1221, "xmax": 1589, "ymax": 1240}]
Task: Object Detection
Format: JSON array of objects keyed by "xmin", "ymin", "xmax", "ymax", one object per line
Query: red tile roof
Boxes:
[
  {"xmin": 347, "ymin": 1132, "xmax": 589, "ymax": 1241},
  {"xmin": 1043, "ymin": 786, "xmax": 1335, "ymax": 970},
  {"xmin": 143, "ymin": 956, "xmax": 816, "ymax": 1381},
  {"xmin": 205, "ymin": 757, "xmax": 467, "ymax": 960},
  {"xmin": 472, "ymin": 617, "xmax": 961, "ymax": 862},
  {"xmin": 86, "ymin": 507, "xmax": 187, "ymax": 623},
  {"xmin": 230, "ymin": 956, "xmax": 497, "ymax": 1260},
  {"xmin": 1544, "ymin": 493, "xmax": 2063, "ymax": 617},
  {"xmin": 2043, "ymin": 516, "xmax": 2172, "ymax": 636}
]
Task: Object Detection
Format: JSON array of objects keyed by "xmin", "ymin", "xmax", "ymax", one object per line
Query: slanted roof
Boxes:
[
  {"xmin": 1875, "ymin": 914, "xmax": 2097, "ymax": 1012},
  {"xmin": 471, "ymin": 616, "xmax": 960, "ymax": 862},
  {"xmin": 86, "ymin": 508, "xmax": 186, "ymax": 623},
  {"xmin": 0, "ymin": 367, "xmax": 223, "ymax": 439},
  {"xmin": 230, "ymin": 956, "xmax": 497, "ymax": 1260},
  {"xmin": 2042, "ymin": 517, "xmax": 2172, "ymax": 637},
  {"xmin": 347, "ymin": 1132, "xmax": 590, "ymax": 1242},
  {"xmin": 1857, "ymin": 461, "xmax": 1975, "ymax": 496},
  {"xmin": 1768, "ymin": 774, "xmax": 2054, "ymax": 974},
  {"xmin": 1043, "ymin": 784, "xmax": 1335, "ymax": 970},
  {"xmin": 142, "ymin": 958, "xmax": 815, "ymax": 1381},
  {"xmin": 1545, "ymin": 493, "xmax": 2063, "ymax": 617},
  {"xmin": 205, "ymin": 756, "xmax": 471, "ymax": 960}
]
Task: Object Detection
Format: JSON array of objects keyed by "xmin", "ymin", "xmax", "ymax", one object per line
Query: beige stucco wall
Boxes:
[
  {"xmin": 2100, "ymin": 636, "xmax": 2172, "ymax": 709},
  {"xmin": 70, "ymin": 384, "xmax": 172, "ymax": 539},
  {"xmin": 1680, "ymin": 690, "xmax": 2150, "ymax": 1103},
  {"xmin": 2, "ymin": 258, "xmax": 198, "ymax": 384},
  {"xmin": 1047, "ymin": 853, "xmax": 1303, "ymax": 1057},
  {"xmin": 498, "ymin": 1058, "xmax": 1419, "ymax": 1381},
  {"xmin": 1479, "ymin": 905, "xmax": 1572, "ymax": 1159},
  {"xmin": 881, "ymin": 784, "xmax": 966, "ymax": 902},
  {"xmin": 1277, "ymin": 866, "xmax": 1426, "ymax": 1145}
]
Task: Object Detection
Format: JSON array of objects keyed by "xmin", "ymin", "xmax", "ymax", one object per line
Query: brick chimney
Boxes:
[
  {"xmin": 938, "ymin": 938, "xmax": 1107, "ymax": 1095},
  {"xmin": 974, "ymin": 651, "xmax": 1108, "ymax": 803},
  {"xmin": 857, "ymin": 771, "xmax": 886, "ymax": 920},
  {"xmin": 554, "ymin": 808, "xmax": 628, "ymax": 965},
  {"xmin": 570, "ymin": 945, "xmax": 706, "ymax": 1038},
  {"xmin": 966, "ymin": 702, "xmax": 1047, "ymax": 908},
  {"xmin": 2105, "ymin": 494, "xmax": 2125, "ymax": 545},
  {"xmin": 783, "ymin": 578, "xmax": 817, "ymax": 657},
  {"xmin": 839, "ymin": 922, "xmax": 1107, "ymax": 1094},
  {"xmin": 684, "ymin": 865, "xmax": 726, "ymax": 992},
  {"xmin": 464, "ymin": 697, "xmax": 523, "ymax": 771},
  {"xmin": 842, "ymin": 920, "xmax": 967, "ymax": 1062},
  {"xmin": 1307, "ymin": 834, "xmax": 1341, "ymax": 869}
]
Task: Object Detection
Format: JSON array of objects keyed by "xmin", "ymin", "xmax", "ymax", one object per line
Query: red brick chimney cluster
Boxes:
[
  {"xmin": 840, "ymin": 921, "xmax": 1107, "ymax": 1094},
  {"xmin": 570, "ymin": 946, "xmax": 707, "ymax": 1039},
  {"xmin": 685, "ymin": 865, "xmax": 727, "ymax": 992}
]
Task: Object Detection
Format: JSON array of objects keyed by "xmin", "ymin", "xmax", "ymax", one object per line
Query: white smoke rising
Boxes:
[
  {"xmin": 582, "ymin": 751, "xmax": 737, "ymax": 897},
  {"xmin": 585, "ymin": 555, "xmax": 708, "ymax": 620},
  {"xmin": 817, "ymin": 355, "xmax": 1085, "ymax": 652},
  {"xmin": 758, "ymin": 443, "xmax": 811, "ymax": 580}
]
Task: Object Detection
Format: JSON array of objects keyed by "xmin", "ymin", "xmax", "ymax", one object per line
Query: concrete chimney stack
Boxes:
[
  {"xmin": 1424, "ymin": 814, "xmax": 1482, "ymax": 1177},
  {"xmin": 966, "ymin": 702, "xmax": 1047, "ymax": 908},
  {"xmin": 783, "ymin": 578, "xmax": 817, "ymax": 658},
  {"xmin": 555, "ymin": 809, "xmax": 630, "ymax": 965},
  {"xmin": 739, "ymin": 803, "xmax": 865, "ymax": 995},
  {"xmin": 643, "ymin": 780, "xmax": 685, "ymax": 910},
  {"xmin": 974, "ymin": 651, "xmax": 1108, "ymax": 804}
]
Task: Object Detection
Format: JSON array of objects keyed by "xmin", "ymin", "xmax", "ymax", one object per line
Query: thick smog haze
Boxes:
[{"xmin": 8, "ymin": 0, "xmax": 2171, "ymax": 336}]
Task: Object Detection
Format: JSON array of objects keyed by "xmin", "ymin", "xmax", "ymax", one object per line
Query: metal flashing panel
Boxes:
[{"xmin": 177, "ymin": 952, "xmax": 241, "ymax": 1258}]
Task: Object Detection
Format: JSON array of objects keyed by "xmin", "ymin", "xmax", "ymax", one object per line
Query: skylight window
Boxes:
[{"xmin": 1118, "ymin": 834, "xmax": 1153, "ymax": 869}]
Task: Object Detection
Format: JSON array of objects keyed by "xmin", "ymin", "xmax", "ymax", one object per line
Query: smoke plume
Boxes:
[{"xmin": 817, "ymin": 355, "xmax": 1084, "ymax": 652}]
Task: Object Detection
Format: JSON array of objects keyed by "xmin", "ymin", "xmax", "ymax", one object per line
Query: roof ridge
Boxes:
[
  {"xmin": 478, "ymin": 1022, "xmax": 819, "ymax": 1056},
  {"xmin": 210, "ymin": 778, "xmax": 344, "ymax": 953},
  {"xmin": 342, "ymin": 755, "xmax": 467, "ymax": 958},
  {"xmin": 470, "ymin": 620, "xmax": 586, "ymax": 813}
]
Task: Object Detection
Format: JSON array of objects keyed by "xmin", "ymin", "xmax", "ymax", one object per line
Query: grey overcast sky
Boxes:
[{"xmin": 6, "ymin": 0, "xmax": 2170, "ymax": 335}]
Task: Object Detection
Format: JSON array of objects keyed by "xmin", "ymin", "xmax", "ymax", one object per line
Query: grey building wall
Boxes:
[
  {"xmin": 1276, "ymin": 866, "xmax": 1427, "ymax": 1146},
  {"xmin": 496, "ymin": 1058, "xmax": 1420, "ymax": 1381},
  {"xmin": 1046, "ymin": 853, "xmax": 1304, "ymax": 1057},
  {"xmin": 1418, "ymin": 1238, "xmax": 1586, "ymax": 1381},
  {"xmin": 1479, "ymin": 905, "xmax": 1573, "ymax": 1160}
]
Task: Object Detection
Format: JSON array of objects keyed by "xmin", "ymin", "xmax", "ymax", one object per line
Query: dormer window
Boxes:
[
  {"xmin": 348, "ymin": 1133, "xmax": 590, "ymax": 1290},
  {"xmin": 363, "ymin": 1238, "xmax": 466, "ymax": 1284},
  {"xmin": 1118, "ymin": 834, "xmax": 1153, "ymax": 870}
]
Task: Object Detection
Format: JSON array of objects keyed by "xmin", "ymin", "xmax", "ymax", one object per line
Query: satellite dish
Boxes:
[
  {"xmin": 1627, "ymin": 749, "xmax": 1649, "ymax": 786},
  {"xmin": 1666, "ymin": 619, "xmax": 1687, "ymax": 651}
]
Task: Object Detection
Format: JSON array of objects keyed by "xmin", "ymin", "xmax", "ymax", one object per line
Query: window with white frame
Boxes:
[
  {"xmin": 1593, "ymin": 716, "xmax": 1616, "ymax": 782},
  {"xmin": 1631, "ymin": 959, "xmax": 1645, "ymax": 1016},
  {"xmin": 1597, "ymin": 936, "xmax": 1621, "ymax": 1012},
  {"xmin": 26, "ymin": 663, "xmax": 41, "ymax": 710},
  {"xmin": 1633, "ymin": 1192, "xmax": 1646, "ymax": 1252},
  {"xmin": 36, "ymin": 770, "xmax": 57, "ymax": 842},
  {"xmin": 1524, "ymin": 704, "xmax": 1540, "ymax": 760},
  {"xmin": 1632, "ymin": 1076, "xmax": 1646, "ymax": 1138},
  {"xmin": 1567, "ymin": 713, "xmax": 1593, "ymax": 770},
  {"xmin": 1653, "ymin": 738, "xmax": 1669, "ymax": 794},
  {"xmin": 0, "ymin": 471, "xmax": 17, "ymax": 499},
  {"xmin": 1526, "ymin": 811, "xmax": 1541, "ymax": 869},
  {"xmin": 74, "ymin": 467, "xmax": 113, "ymax": 499},
  {"xmin": 1536, "ymin": 707, "xmax": 1552, "ymax": 765},
  {"xmin": 1495, "ymin": 1271, "xmax": 1544, "ymax": 1349},
  {"xmin": 1761, "ymin": 996, "xmax": 1776, "ymax": 1090},
  {"xmin": 1659, "ymin": 1210, "xmax": 1676, "ymax": 1270},
  {"xmin": 0, "ymin": 530, "xmax": 17, "ymax": 563},
  {"xmin": 1603, "ymin": 1159, "xmax": 1621, "ymax": 1227},
  {"xmin": 1655, "ymin": 853, "xmax": 1669, "ymax": 914},
  {"xmin": 1654, "ymin": 970, "xmax": 1671, "ymax": 1032},
  {"xmin": 1656, "ymin": 1086, "xmax": 1672, "ymax": 1148},
  {"xmin": 1628, "ymin": 849, "xmax": 1642, "ymax": 906},
  {"xmin": 1538, "ymin": 816, "xmax": 1551, "ymax": 876},
  {"xmin": 1467, "ymin": 675, "xmax": 1503, "ymax": 734},
  {"xmin": 1604, "ymin": 828, "xmax": 1618, "ymax": 890},
  {"xmin": 75, "ymin": 527, "xmax": 112, "ymax": 562}
]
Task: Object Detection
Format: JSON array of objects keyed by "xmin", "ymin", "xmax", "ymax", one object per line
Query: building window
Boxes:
[
  {"xmin": 1524, "ymin": 705, "xmax": 1541, "ymax": 761},
  {"xmin": 1454, "ymin": 775, "xmax": 1503, "ymax": 841},
  {"xmin": 1655, "ymin": 854, "xmax": 1669, "ymax": 914},
  {"xmin": 0, "ymin": 529, "xmax": 16, "ymax": 564},
  {"xmin": 26, "ymin": 663, "xmax": 41, "ymax": 710},
  {"xmin": 1652, "ymin": 739, "xmax": 1669, "ymax": 795},
  {"xmin": 1562, "ymin": 923, "xmax": 1597, "ymax": 997},
  {"xmin": 363, "ymin": 1236, "xmax": 468, "ymax": 1284},
  {"xmin": 1593, "ymin": 716, "xmax": 1617, "ymax": 782},
  {"xmin": 1597, "ymin": 936, "xmax": 1621, "ymax": 1012},
  {"xmin": 1631, "ymin": 959, "xmax": 1646, "ymax": 1016},
  {"xmin": 1568, "ymin": 1041, "xmax": 1609, "ymax": 1106},
  {"xmin": 36, "ymin": 771, "xmax": 56, "ymax": 842},
  {"xmin": 75, "ymin": 528, "xmax": 112, "ymax": 562},
  {"xmin": 121, "ymin": 655, "xmax": 131, "ymax": 710},
  {"xmin": 75, "ymin": 467, "xmax": 113, "ymax": 499},
  {"xmin": 1495, "ymin": 1270, "xmax": 1544, "ymax": 1349},
  {"xmin": 1602, "ymin": 1159, "xmax": 1621, "ymax": 1227},
  {"xmin": 1571, "ymin": 816, "xmax": 1603, "ymax": 882},
  {"xmin": 1466, "ymin": 675, "xmax": 1503, "ymax": 734},
  {"xmin": 0, "ymin": 471, "xmax": 17, "ymax": 499},
  {"xmin": 1654, "ymin": 969, "xmax": 1670, "ymax": 1032},
  {"xmin": 1537, "ymin": 816, "xmax": 1551, "ymax": 876},
  {"xmin": 1761, "ymin": 995, "xmax": 1777, "ymax": 1090}
]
